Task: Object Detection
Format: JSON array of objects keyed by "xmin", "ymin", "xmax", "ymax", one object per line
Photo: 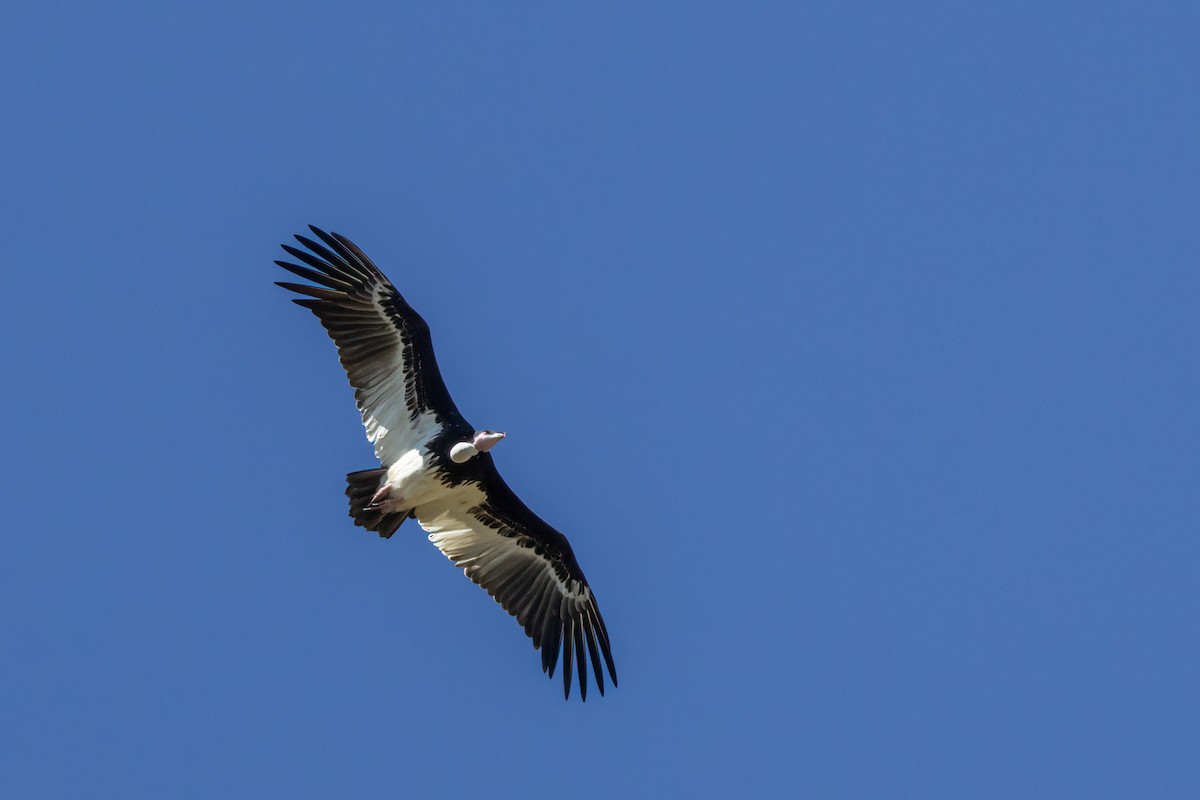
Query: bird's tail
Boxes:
[{"xmin": 345, "ymin": 468, "xmax": 411, "ymax": 539}]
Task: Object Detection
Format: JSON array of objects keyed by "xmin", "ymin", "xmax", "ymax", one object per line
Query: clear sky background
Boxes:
[{"xmin": 2, "ymin": 2, "xmax": 1197, "ymax": 797}]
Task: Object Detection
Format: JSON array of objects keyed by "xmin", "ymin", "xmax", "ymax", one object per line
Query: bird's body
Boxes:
[
  {"xmin": 372, "ymin": 442, "xmax": 443, "ymax": 516},
  {"xmin": 276, "ymin": 227, "xmax": 616, "ymax": 700}
]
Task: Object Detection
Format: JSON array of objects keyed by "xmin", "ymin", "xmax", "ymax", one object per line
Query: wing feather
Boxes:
[
  {"xmin": 561, "ymin": 608, "xmax": 575, "ymax": 700},
  {"xmin": 276, "ymin": 226, "xmax": 462, "ymax": 463},
  {"xmin": 415, "ymin": 480, "xmax": 617, "ymax": 701},
  {"xmin": 582, "ymin": 615, "xmax": 604, "ymax": 697}
]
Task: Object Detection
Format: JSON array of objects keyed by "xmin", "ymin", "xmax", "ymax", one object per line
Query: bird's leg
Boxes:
[
  {"xmin": 366, "ymin": 484, "xmax": 409, "ymax": 516},
  {"xmin": 367, "ymin": 485, "xmax": 392, "ymax": 510}
]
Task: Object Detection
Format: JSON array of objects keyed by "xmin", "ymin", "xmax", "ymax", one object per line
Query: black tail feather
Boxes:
[{"xmin": 345, "ymin": 468, "xmax": 410, "ymax": 539}]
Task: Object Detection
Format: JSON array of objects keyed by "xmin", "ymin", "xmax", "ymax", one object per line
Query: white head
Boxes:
[
  {"xmin": 473, "ymin": 430, "xmax": 506, "ymax": 452},
  {"xmin": 450, "ymin": 430, "xmax": 506, "ymax": 463}
]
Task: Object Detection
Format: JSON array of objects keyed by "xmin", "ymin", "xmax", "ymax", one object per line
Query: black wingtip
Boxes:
[
  {"xmin": 583, "ymin": 621, "xmax": 604, "ymax": 697},
  {"xmin": 561, "ymin": 619, "xmax": 575, "ymax": 701},
  {"xmin": 574, "ymin": 622, "xmax": 587, "ymax": 701},
  {"xmin": 308, "ymin": 225, "xmax": 339, "ymax": 251}
]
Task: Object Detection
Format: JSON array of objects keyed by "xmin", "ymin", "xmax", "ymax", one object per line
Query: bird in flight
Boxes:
[{"xmin": 275, "ymin": 227, "xmax": 617, "ymax": 700}]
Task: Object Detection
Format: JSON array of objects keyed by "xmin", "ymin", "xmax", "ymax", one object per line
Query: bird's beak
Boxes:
[{"xmin": 474, "ymin": 431, "xmax": 507, "ymax": 452}]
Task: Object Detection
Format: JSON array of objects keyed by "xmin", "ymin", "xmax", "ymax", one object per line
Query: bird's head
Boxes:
[
  {"xmin": 473, "ymin": 430, "xmax": 506, "ymax": 452},
  {"xmin": 450, "ymin": 430, "xmax": 506, "ymax": 463}
]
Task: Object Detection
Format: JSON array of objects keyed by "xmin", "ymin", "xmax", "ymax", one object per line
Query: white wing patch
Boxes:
[
  {"xmin": 277, "ymin": 231, "xmax": 450, "ymax": 468},
  {"xmin": 417, "ymin": 487, "xmax": 590, "ymax": 606},
  {"xmin": 419, "ymin": 485, "xmax": 615, "ymax": 700},
  {"xmin": 332, "ymin": 284, "xmax": 441, "ymax": 464}
]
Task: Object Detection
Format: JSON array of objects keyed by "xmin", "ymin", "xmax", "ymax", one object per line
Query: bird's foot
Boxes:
[{"xmin": 366, "ymin": 485, "xmax": 407, "ymax": 513}]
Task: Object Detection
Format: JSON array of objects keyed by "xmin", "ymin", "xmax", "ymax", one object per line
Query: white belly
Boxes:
[{"xmin": 384, "ymin": 447, "xmax": 447, "ymax": 509}]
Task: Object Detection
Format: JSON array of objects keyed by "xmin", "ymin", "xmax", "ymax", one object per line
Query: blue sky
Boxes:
[{"xmin": 2, "ymin": 1, "xmax": 1197, "ymax": 797}]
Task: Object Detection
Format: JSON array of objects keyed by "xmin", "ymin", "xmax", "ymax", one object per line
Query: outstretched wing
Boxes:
[
  {"xmin": 415, "ymin": 465, "xmax": 618, "ymax": 701},
  {"xmin": 275, "ymin": 226, "xmax": 463, "ymax": 463}
]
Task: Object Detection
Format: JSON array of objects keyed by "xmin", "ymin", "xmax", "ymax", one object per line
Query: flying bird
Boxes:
[{"xmin": 275, "ymin": 227, "xmax": 617, "ymax": 700}]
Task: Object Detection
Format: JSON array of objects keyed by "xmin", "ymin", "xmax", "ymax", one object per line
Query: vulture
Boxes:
[{"xmin": 275, "ymin": 227, "xmax": 617, "ymax": 700}]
